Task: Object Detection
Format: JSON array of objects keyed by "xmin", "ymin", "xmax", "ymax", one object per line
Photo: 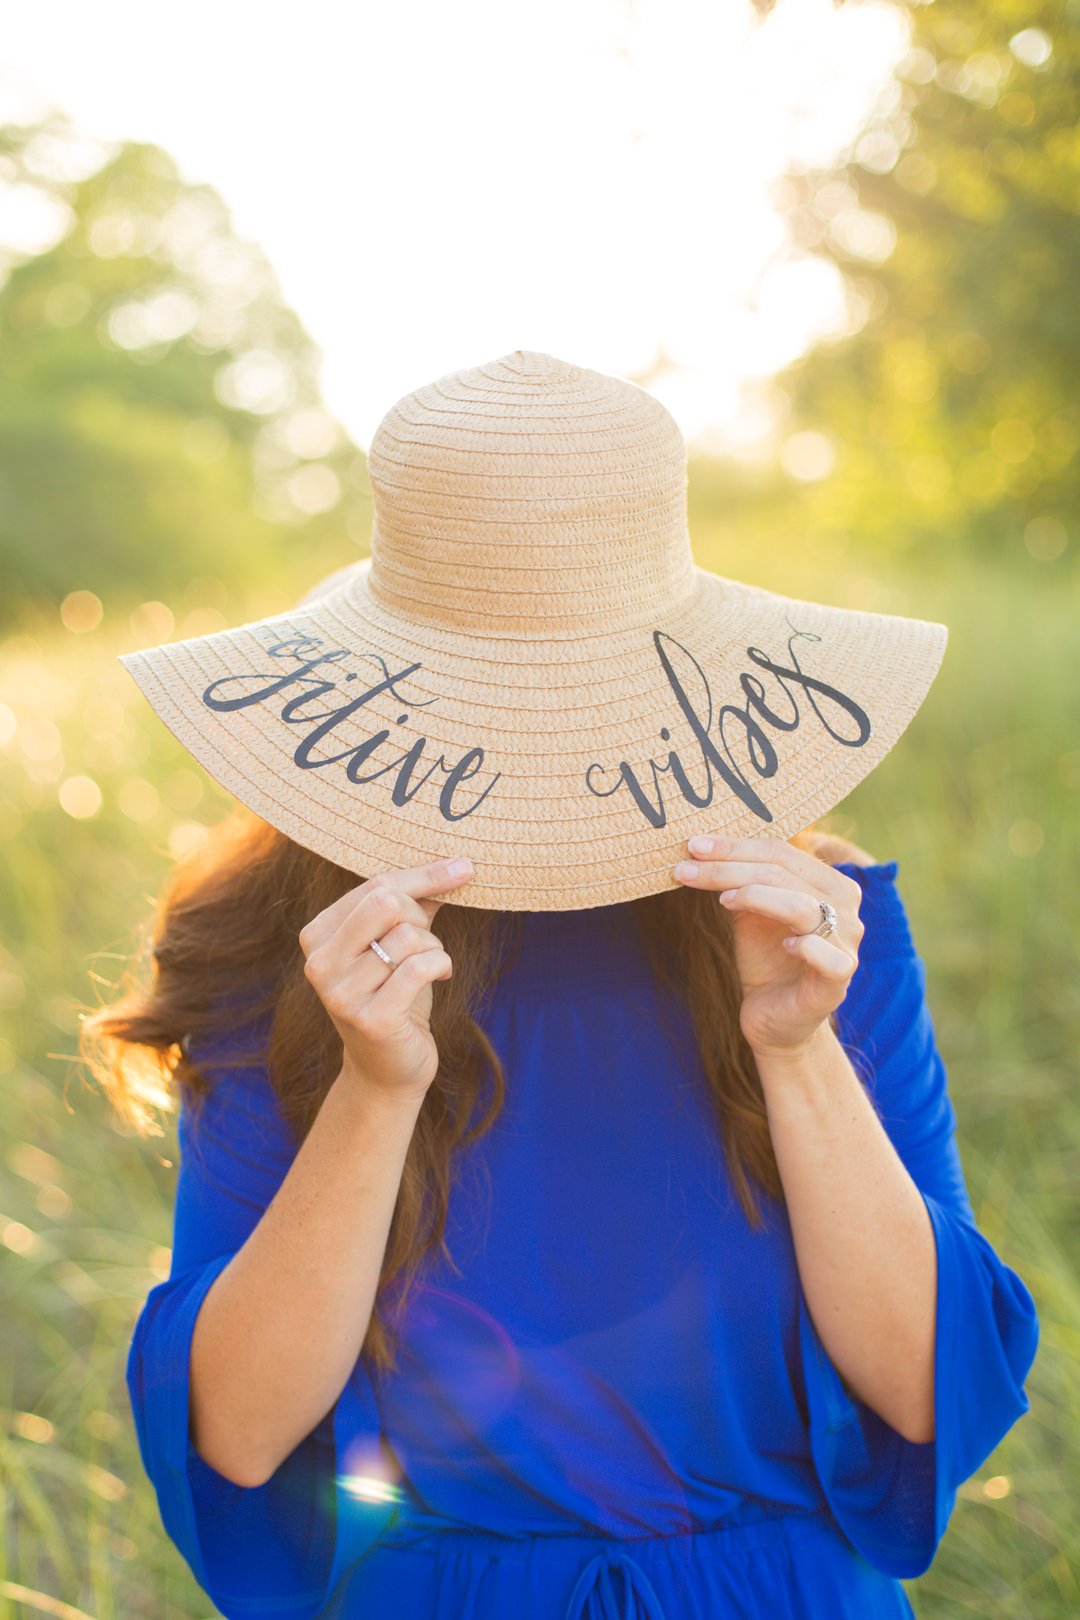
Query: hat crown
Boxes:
[{"xmin": 363, "ymin": 349, "xmax": 696, "ymax": 635}]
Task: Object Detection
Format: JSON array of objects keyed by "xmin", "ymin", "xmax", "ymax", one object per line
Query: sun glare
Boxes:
[{"xmin": 0, "ymin": 0, "xmax": 909, "ymax": 455}]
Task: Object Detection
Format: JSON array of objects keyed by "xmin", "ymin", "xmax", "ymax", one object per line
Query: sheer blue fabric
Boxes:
[{"xmin": 126, "ymin": 859, "xmax": 1039, "ymax": 1618}]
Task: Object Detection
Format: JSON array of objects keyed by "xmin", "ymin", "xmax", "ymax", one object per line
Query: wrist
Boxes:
[
  {"xmin": 749, "ymin": 1018, "xmax": 839, "ymax": 1075},
  {"xmin": 751, "ymin": 1020, "xmax": 856, "ymax": 1122},
  {"xmin": 333, "ymin": 1063, "xmax": 430, "ymax": 1118}
]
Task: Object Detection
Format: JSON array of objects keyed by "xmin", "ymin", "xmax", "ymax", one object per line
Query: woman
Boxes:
[{"xmin": 83, "ymin": 351, "xmax": 1039, "ymax": 1618}]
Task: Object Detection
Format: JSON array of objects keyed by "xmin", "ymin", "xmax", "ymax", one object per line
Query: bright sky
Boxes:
[{"xmin": 0, "ymin": 0, "xmax": 909, "ymax": 456}]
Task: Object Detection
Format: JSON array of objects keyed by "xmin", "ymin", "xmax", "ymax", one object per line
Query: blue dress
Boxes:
[{"xmin": 126, "ymin": 860, "xmax": 1040, "ymax": 1619}]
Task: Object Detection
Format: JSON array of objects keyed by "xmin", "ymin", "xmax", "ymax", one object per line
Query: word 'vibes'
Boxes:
[{"xmin": 198, "ymin": 622, "xmax": 872, "ymax": 828}]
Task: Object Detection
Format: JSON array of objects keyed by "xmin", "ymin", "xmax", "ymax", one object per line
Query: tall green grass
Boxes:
[{"xmin": 0, "ymin": 543, "xmax": 1074, "ymax": 1616}]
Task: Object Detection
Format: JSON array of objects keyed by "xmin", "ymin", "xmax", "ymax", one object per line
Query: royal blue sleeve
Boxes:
[
  {"xmin": 125, "ymin": 1025, "xmax": 401, "ymax": 1618},
  {"xmin": 794, "ymin": 859, "xmax": 1040, "ymax": 1580}
]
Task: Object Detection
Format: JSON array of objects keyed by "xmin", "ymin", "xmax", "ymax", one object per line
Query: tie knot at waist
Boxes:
[{"xmin": 564, "ymin": 1548, "xmax": 668, "ymax": 1620}]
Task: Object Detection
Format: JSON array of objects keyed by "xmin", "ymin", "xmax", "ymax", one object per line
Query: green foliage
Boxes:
[
  {"xmin": 712, "ymin": 0, "xmax": 1079, "ymax": 567},
  {"xmin": 0, "ymin": 116, "xmax": 372, "ymax": 623}
]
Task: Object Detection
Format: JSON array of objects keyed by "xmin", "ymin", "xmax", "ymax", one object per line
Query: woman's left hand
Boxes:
[{"xmin": 673, "ymin": 833, "xmax": 864, "ymax": 1060}]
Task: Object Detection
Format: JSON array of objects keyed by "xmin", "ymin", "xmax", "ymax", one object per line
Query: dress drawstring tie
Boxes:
[{"xmin": 563, "ymin": 1548, "xmax": 668, "ymax": 1620}]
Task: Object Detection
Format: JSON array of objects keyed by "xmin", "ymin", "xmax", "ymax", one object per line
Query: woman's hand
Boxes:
[
  {"xmin": 673, "ymin": 833, "xmax": 863, "ymax": 1060},
  {"xmin": 299, "ymin": 855, "xmax": 475, "ymax": 1102}
]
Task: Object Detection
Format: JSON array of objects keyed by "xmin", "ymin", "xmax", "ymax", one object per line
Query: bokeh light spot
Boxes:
[
  {"xmin": 982, "ymin": 1474, "xmax": 1012, "ymax": 1499},
  {"xmin": 7, "ymin": 1142, "xmax": 62, "ymax": 1185},
  {"xmin": 0, "ymin": 180, "xmax": 72, "ymax": 255},
  {"xmin": 780, "ymin": 431, "xmax": 836, "ymax": 482},
  {"xmin": 946, "ymin": 331, "xmax": 991, "ymax": 374},
  {"xmin": 179, "ymin": 607, "xmax": 229, "ymax": 638},
  {"xmin": 36, "ymin": 1184, "xmax": 72, "ymax": 1220},
  {"xmin": 853, "ymin": 128, "xmax": 901, "ymax": 175},
  {"xmin": 959, "ymin": 451, "xmax": 1006, "ymax": 503},
  {"xmin": 19, "ymin": 718, "xmax": 62, "ymax": 761},
  {"xmin": 59, "ymin": 775, "xmax": 103, "ymax": 819},
  {"xmin": 1008, "ymin": 29, "xmax": 1052, "ymax": 69},
  {"xmin": 985, "ymin": 137, "xmax": 1024, "ymax": 176},
  {"xmin": 284, "ymin": 408, "xmax": 342, "ymax": 458},
  {"xmin": 14, "ymin": 1411, "xmax": 55, "ymax": 1444},
  {"xmin": 891, "ymin": 355, "xmax": 939, "ymax": 405},
  {"xmin": 827, "ymin": 208, "xmax": 896, "ymax": 262},
  {"xmin": 1024, "ymin": 516, "xmax": 1067, "ymax": 560},
  {"xmin": 44, "ymin": 280, "xmax": 93, "ymax": 327},
  {"xmin": 898, "ymin": 46, "xmax": 936, "ymax": 86},
  {"xmin": 88, "ymin": 209, "xmax": 139, "ymax": 257},
  {"xmin": 85, "ymin": 698, "xmax": 126, "ymax": 741},
  {"xmin": 169, "ymin": 821, "xmax": 210, "ymax": 860},
  {"xmin": 117, "ymin": 777, "xmax": 160, "ymax": 822},
  {"xmin": 87, "ymin": 1465, "xmax": 127, "ymax": 1501},
  {"xmin": 2, "ymin": 1220, "xmax": 40, "ymax": 1257},
  {"xmin": 894, "ymin": 152, "xmax": 937, "ymax": 196},
  {"xmin": 288, "ymin": 463, "xmax": 342, "ymax": 515},
  {"xmin": 991, "ymin": 419, "xmax": 1036, "ymax": 464},
  {"xmin": 60, "ymin": 590, "xmax": 104, "ymax": 633},
  {"xmin": 129, "ymin": 601, "xmax": 176, "ymax": 644},
  {"xmin": 216, "ymin": 348, "xmax": 295, "ymax": 415},
  {"xmin": 87, "ymin": 1410, "xmax": 122, "ymax": 1442}
]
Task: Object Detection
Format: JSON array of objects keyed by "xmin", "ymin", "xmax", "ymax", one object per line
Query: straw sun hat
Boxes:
[{"xmin": 119, "ymin": 348, "xmax": 948, "ymax": 912}]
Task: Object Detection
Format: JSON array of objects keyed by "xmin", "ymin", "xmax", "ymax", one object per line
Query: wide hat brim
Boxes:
[{"xmin": 119, "ymin": 555, "xmax": 947, "ymax": 911}]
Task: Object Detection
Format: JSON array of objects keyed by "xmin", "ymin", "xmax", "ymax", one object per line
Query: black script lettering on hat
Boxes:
[
  {"xmin": 200, "ymin": 635, "xmax": 354, "ymax": 710},
  {"xmin": 201, "ymin": 632, "xmax": 502, "ymax": 822},
  {"xmin": 584, "ymin": 622, "xmax": 872, "ymax": 829}
]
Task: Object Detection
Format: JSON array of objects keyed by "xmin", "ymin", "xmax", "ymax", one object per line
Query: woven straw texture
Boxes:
[{"xmin": 119, "ymin": 349, "xmax": 949, "ymax": 911}]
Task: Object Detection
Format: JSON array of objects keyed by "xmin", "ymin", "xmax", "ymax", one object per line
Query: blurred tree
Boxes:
[
  {"xmin": 0, "ymin": 114, "xmax": 371, "ymax": 621},
  {"xmin": 712, "ymin": 0, "xmax": 1078, "ymax": 566}
]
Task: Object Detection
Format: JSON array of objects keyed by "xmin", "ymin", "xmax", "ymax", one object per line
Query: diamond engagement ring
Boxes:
[
  {"xmin": 369, "ymin": 938, "xmax": 395, "ymax": 968},
  {"xmin": 806, "ymin": 899, "xmax": 839, "ymax": 938}
]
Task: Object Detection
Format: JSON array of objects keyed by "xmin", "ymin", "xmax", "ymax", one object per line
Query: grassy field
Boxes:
[{"xmin": 0, "ymin": 537, "xmax": 1075, "ymax": 1618}]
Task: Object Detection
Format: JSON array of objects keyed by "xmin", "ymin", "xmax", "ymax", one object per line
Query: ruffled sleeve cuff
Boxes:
[
  {"xmin": 127, "ymin": 1257, "xmax": 402, "ymax": 1618},
  {"xmin": 831, "ymin": 859, "xmax": 914, "ymax": 960},
  {"xmin": 797, "ymin": 1187, "xmax": 1040, "ymax": 1579}
]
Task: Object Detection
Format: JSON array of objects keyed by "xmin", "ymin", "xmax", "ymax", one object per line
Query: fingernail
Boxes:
[
  {"xmin": 674, "ymin": 861, "xmax": 698, "ymax": 879},
  {"xmin": 687, "ymin": 835, "xmax": 713, "ymax": 856},
  {"xmin": 446, "ymin": 857, "xmax": 472, "ymax": 876}
]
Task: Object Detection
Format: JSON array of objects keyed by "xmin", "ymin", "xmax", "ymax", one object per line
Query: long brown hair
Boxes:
[{"xmin": 79, "ymin": 807, "xmax": 872, "ymax": 1375}]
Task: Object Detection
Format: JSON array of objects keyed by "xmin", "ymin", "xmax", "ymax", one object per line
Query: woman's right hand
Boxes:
[{"xmin": 298, "ymin": 855, "xmax": 475, "ymax": 1102}]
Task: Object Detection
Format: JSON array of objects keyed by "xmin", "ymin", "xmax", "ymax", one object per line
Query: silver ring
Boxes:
[
  {"xmin": 369, "ymin": 938, "xmax": 395, "ymax": 967},
  {"xmin": 807, "ymin": 899, "xmax": 838, "ymax": 938}
]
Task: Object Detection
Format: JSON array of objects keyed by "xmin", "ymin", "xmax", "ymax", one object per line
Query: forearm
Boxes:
[
  {"xmin": 188, "ymin": 1071, "xmax": 424, "ymax": 1487},
  {"xmin": 754, "ymin": 1022, "xmax": 937, "ymax": 1444}
]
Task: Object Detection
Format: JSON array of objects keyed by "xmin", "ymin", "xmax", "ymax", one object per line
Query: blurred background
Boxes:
[{"xmin": 0, "ymin": 0, "xmax": 1076, "ymax": 1614}]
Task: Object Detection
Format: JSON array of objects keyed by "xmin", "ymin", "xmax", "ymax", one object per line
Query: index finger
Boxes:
[
  {"xmin": 690, "ymin": 833, "xmax": 844, "ymax": 896},
  {"xmin": 299, "ymin": 855, "xmax": 474, "ymax": 950}
]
